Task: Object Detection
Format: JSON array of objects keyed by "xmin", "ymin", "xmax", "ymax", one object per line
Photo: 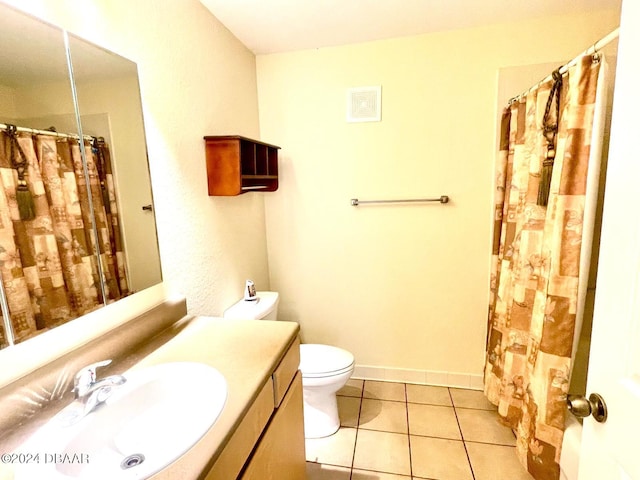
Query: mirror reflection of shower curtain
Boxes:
[
  {"xmin": 0, "ymin": 131, "xmax": 129, "ymax": 347},
  {"xmin": 85, "ymin": 138, "xmax": 129, "ymax": 302},
  {"xmin": 483, "ymin": 55, "xmax": 606, "ymax": 480}
]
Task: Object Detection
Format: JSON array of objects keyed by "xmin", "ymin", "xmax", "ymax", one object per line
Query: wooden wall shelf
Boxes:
[{"xmin": 204, "ymin": 135, "xmax": 280, "ymax": 196}]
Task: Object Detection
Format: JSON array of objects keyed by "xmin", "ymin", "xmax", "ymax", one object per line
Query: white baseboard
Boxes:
[{"xmin": 352, "ymin": 364, "xmax": 484, "ymax": 390}]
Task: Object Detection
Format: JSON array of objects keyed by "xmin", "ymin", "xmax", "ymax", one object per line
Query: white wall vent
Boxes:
[{"xmin": 346, "ymin": 86, "xmax": 381, "ymax": 123}]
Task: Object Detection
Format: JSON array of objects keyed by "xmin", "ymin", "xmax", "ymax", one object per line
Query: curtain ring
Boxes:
[{"xmin": 591, "ymin": 39, "xmax": 602, "ymax": 64}]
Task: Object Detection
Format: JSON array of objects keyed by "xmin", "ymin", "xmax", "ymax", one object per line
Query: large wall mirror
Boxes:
[{"xmin": 0, "ymin": 4, "xmax": 162, "ymax": 349}]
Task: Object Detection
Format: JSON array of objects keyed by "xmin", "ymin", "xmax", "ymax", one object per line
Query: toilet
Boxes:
[{"xmin": 223, "ymin": 291, "xmax": 355, "ymax": 438}]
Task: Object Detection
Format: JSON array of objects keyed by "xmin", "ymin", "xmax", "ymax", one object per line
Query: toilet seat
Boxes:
[{"xmin": 299, "ymin": 344, "xmax": 354, "ymax": 378}]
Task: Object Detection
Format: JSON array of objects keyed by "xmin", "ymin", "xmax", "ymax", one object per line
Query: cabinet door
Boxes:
[
  {"xmin": 240, "ymin": 371, "xmax": 306, "ymax": 480},
  {"xmin": 204, "ymin": 380, "xmax": 275, "ymax": 480}
]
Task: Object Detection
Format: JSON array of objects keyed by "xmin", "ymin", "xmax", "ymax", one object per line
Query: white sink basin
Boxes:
[{"xmin": 14, "ymin": 362, "xmax": 227, "ymax": 480}]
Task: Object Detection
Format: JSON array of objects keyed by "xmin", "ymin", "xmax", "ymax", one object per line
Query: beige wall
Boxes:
[
  {"xmin": 0, "ymin": 85, "xmax": 17, "ymax": 119},
  {"xmin": 3, "ymin": 0, "xmax": 270, "ymax": 315},
  {"xmin": 257, "ymin": 10, "xmax": 620, "ymax": 383}
]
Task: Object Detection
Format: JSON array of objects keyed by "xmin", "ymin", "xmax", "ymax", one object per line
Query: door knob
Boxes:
[{"xmin": 566, "ymin": 393, "xmax": 607, "ymax": 423}]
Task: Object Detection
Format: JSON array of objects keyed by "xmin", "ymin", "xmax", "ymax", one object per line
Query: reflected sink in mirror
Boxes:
[{"xmin": 13, "ymin": 362, "xmax": 227, "ymax": 480}]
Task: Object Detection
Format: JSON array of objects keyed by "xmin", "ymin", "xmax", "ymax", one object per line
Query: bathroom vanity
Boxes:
[
  {"xmin": 0, "ymin": 298, "xmax": 306, "ymax": 480},
  {"xmin": 146, "ymin": 315, "xmax": 306, "ymax": 479}
]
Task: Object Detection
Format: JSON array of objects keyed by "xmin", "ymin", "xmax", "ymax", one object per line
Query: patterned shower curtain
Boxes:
[
  {"xmin": 83, "ymin": 137, "xmax": 130, "ymax": 302},
  {"xmin": 0, "ymin": 130, "xmax": 129, "ymax": 347},
  {"xmin": 484, "ymin": 55, "xmax": 602, "ymax": 480}
]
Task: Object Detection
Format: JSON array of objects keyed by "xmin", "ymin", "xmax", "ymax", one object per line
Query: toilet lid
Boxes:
[{"xmin": 299, "ymin": 344, "xmax": 354, "ymax": 378}]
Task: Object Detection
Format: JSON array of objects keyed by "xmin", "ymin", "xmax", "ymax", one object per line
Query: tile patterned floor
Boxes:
[{"xmin": 305, "ymin": 379, "xmax": 534, "ymax": 480}]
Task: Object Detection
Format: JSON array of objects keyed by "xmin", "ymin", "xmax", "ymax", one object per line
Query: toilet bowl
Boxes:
[
  {"xmin": 299, "ymin": 343, "xmax": 355, "ymax": 438},
  {"xmin": 223, "ymin": 291, "xmax": 355, "ymax": 439}
]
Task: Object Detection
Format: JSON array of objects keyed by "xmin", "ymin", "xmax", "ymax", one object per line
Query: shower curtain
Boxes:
[
  {"xmin": 484, "ymin": 55, "xmax": 604, "ymax": 480},
  {"xmin": 0, "ymin": 130, "xmax": 129, "ymax": 347}
]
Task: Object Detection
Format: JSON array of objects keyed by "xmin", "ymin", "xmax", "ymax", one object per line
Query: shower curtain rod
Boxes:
[
  {"xmin": 0, "ymin": 122, "xmax": 94, "ymax": 141},
  {"xmin": 509, "ymin": 27, "xmax": 619, "ymax": 104}
]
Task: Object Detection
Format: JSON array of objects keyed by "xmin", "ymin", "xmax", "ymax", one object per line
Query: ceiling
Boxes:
[{"xmin": 199, "ymin": 0, "xmax": 621, "ymax": 55}]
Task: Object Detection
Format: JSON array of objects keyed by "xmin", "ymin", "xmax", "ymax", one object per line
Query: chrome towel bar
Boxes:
[{"xmin": 350, "ymin": 195, "xmax": 450, "ymax": 206}]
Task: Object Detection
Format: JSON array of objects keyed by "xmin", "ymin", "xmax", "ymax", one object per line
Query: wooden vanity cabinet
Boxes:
[
  {"xmin": 205, "ymin": 338, "xmax": 305, "ymax": 480},
  {"xmin": 204, "ymin": 135, "xmax": 280, "ymax": 196},
  {"xmin": 240, "ymin": 372, "xmax": 305, "ymax": 480}
]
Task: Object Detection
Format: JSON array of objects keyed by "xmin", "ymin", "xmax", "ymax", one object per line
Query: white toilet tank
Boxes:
[{"xmin": 223, "ymin": 291, "xmax": 279, "ymax": 320}]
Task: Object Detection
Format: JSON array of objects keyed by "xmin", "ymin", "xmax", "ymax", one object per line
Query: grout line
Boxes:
[
  {"xmin": 464, "ymin": 439, "xmax": 519, "ymax": 448},
  {"xmin": 348, "ymin": 380, "xmax": 365, "ymax": 479},
  {"xmin": 404, "ymin": 382, "xmax": 414, "ymax": 479},
  {"xmin": 449, "ymin": 387, "xmax": 477, "ymax": 480},
  {"xmin": 356, "ymin": 395, "xmax": 407, "ymax": 404},
  {"xmin": 453, "ymin": 405, "xmax": 499, "ymax": 412}
]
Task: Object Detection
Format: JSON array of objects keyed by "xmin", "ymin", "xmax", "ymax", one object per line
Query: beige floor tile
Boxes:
[
  {"xmin": 456, "ymin": 408, "xmax": 516, "ymax": 445},
  {"xmin": 353, "ymin": 429, "xmax": 411, "ymax": 476},
  {"xmin": 338, "ymin": 378, "xmax": 364, "ymax": 397},
  {"xmin": 306, "ymin": 462, "xmax": 351, "ymax": 480},
  {"xmin": 450, "ymin": 388, "xmax": 496, "ymax": 410},
  {"xmin": 407, "ymin": 403, "xmax": 461, "ymax": 440},
  {"xmin": 305, "ymin": 427, "xmax": 356, "ymax": 467},
  {"xmin": 363, "ymin": 380, "xmax": 406, "ymax": 402},
  {"xmin": 359, "ymin": 398, "xmax": 408, "ymax": 433},
  {"xmin": 352, "ymin": 469, "xmax": 412, "ymax": 479},
  {"xmin": 338, "ymin": 395, "xmax": 361, "ymax": 427},
  {"xmin": 466, "ymin": 442, "xmax": 534, "ymax": 480},
  {"xmin": 406, "ymin": 384, "xmax": 452, "ymax": 406},
  {"xmin": 410, "ymin": 436, "xmax": 473, "ymax": 480}
]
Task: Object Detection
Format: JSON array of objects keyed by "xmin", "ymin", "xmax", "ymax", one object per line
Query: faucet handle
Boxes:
[{"xmin": 74, "ymin": 359, "xmax": 113, "ymax": 396}]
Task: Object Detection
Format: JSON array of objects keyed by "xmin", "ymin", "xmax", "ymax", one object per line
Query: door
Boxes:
[{"xmin": 578, "ymin": 0, "xmax": 640, "ymax": 478}]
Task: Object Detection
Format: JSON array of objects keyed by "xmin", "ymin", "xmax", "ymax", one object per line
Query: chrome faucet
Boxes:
[{"xmin": 73, "ymin": 359, "xmax": 126, "ymax": 417}]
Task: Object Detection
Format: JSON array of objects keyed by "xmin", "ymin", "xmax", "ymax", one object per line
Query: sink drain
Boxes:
[{"xmin": 121, "ymin": 453, "xmax": 146, "ymax": 470}]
